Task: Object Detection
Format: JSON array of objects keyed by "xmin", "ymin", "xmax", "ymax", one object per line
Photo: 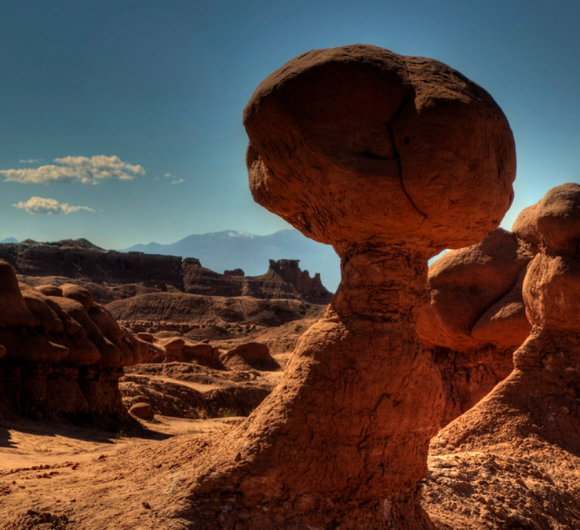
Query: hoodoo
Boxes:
[
  {"xmin": 427, "ymin": 183, "xmax": 580, "ymax": 528},
  {"xmin": 177, "ymin": 44, "xmax": 516, "ymax": 528}
]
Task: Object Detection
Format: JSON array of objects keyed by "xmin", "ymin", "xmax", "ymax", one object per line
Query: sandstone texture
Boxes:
[
  {"xmin": 0, "ymin": 44, "xmax": 521, "ymax": 530},
  {"xmin": 166, "ymin": 44, "xmax": 517, "ymax": 528},
  {"xmin": 0, "ymin": 259, "xmax": 163, "ymax": 425},
  {"xmin": 106, "ymin": 291, "xmax": 324, "ymax": 339},
  {"xmin": 182, "ymin": 257, "xmax": 331, "ymax": 304},
  {"xmin": 121, "ymin": 361, "xmax": 278, "ymax": 421},
  {"xmin": 219, "ymin": 342, "xmax": 280, "ymax": 371},
  {"xmin": 424, "ymin": 183, "xmax": 580, "ymax": 528},
  {"xmin": 417, "ymin": 228, "xmax": 536, "ymax": 425}
]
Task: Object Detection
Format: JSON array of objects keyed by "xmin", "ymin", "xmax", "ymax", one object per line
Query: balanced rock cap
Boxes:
[{"xmin": 244, "ymin": 44, "xmax": 516, "ymax": 256}]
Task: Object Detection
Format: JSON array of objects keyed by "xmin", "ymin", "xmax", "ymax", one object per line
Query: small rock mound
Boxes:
[
  {"xmin": 220, "ymin": 342, "xmax": 280, "ymax": 371},
  {"xmin": 129, "ymin": 401, "xmax": 154, "ymax": 420}
]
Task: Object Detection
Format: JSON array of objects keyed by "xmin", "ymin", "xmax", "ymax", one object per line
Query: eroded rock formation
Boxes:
[
  {"xmin": 3, "ymin": 239, "xmax": 332, "ymax": 304},
  {"xmin": 182, "ymin": 257, "xmax": 332, "ymax": 303},
  {"xmin": 171, "ymin": 44, "xmax": 515, "ymax": 528},
  {"xmin": 425, "ymin": 183, "xmax": 580, "ymax": 528},
  {"xmin": 417, "ymin": 228, "xmax": 536, "ymax": 425},
  {"xmin": 106, "ymin": 291, "xmax": 324, "ymax": 338},
  {"xmin": 0, "ymin": 259, "xmax": 163, "ymax": 425}
]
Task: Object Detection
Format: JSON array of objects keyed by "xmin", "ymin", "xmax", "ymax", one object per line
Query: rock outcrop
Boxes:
[
  {"xmin": 0, "ymin": 259, "xmax": 163, "ymax": 425},
  {"xmin": 220, "ymin": 342, "xmax": 280, "ymax": 371},
  {"xmin": 106, "ymin": 291, "xmax": 325, "ymax": 337},
  {"xmin": 172, "ymin": 44, "xmax": 515, "ymax": 529},
  {"xmin": 417, "ymin": 228, "xmax": 536, "ymax": 425},
  {"xmin": 3, "ymin": 239, "xmax": 332, "ymax": 305},
  {"xmin": 425, "ymin": 183, "xmax": 580, "ymax": 528},
  {"xmin": 182, "ymin": 257, "xmax": 332, "ymax": 303}
]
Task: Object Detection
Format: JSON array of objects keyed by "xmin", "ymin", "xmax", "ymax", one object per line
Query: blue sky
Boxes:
[{"xmin": 1, "ymin": 0, "xmax": 579, "ymax": 249}]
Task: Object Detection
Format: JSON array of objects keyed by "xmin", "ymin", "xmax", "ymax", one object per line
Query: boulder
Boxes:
[
  {"xmin": 416, "ymin": 228, "xmax": 535, "ymax": 425},
  {"xmin": 60, "ymin": 283, "xmax": 94, "ymax": 310},
  {"xmin": 35, "ymin": 284, "xmax": 63, "ymax": 297},
  {"xmin": 220, "ymin": 342, "xmax": 279, "ymax": 371},
  {"xmin": 129, "ymin": 401, "xmax": 154, "ymax": 420}
]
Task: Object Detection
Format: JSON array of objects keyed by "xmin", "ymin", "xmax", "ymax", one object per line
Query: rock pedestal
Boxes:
[{"xmin": 176, "ymin": 44, "xmax": 516, "ymax": 528}]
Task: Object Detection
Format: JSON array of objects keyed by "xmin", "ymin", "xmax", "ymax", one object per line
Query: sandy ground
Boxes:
[
  {"xmin": 0, "ymin": 414, "xmax": 239, "ymax": 471},
  {"xmin": 0, "ymin": 413, "xmax": 242, "ymax": 530}
]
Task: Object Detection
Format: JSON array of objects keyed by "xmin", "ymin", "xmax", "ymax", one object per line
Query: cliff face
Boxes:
[
  {"xmin": 0, "ymin": 240, "xmax": 332, "ymax": 305},
  {"xmin": 0, "ymin": 239, "xmax": 184, "ymax": 291},
  {"xmin": 182, "ymin": 258, "xmax": 332, "ymax": 304}
]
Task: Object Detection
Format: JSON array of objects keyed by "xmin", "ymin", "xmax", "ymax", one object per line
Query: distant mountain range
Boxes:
[
  {"xmin": 124, "ymin": 229, "xmax": 341, "ymax": 292},
  {"xmin": 0, "ymin": 237, "xmax": 18, "ymax": 244}
]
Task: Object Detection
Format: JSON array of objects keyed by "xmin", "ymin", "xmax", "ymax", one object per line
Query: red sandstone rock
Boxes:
[
  {"xmin": 35, "ymin": 284, "xmax": 62, "ymax": 296},
  {"xmin": 0, "ymin": 263, "xmax": 158, "ymax": 424},
  {"xmin": 176, "ymin": 44, "xmax": 515, "ymax": 528},
  {"xmin": 426, "ymin": 183, "xmax": 580, "ymax": 527},
  {"xmin": 137, "ymin": 332, "xmax": 154, "ymax": 343},
  {"xmin": 416, "ymin": 229, "xmax": 535, "ymax": 425},
  {"xmin": 220, "ymin": 342, "xmax": 279, "ymax": 371},
  {"xmin": 129, "ymin": 401, "xmax": 154, "ymax": 420},
  {"xmin": 180, "ymin": 341, "xmax": 217, "ymax": 367},
  {"xmin": 60, "ymin": 282, "xmax": 94, "ymax": 310},
  {"xmin": 0, "ymin": 260, "xmax": 38, "ymax": 328}
]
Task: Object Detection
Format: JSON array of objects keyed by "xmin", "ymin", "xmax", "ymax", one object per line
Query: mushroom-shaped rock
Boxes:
[
  {"xmin": 181, "ymin": 341, "xmax": 220, "ymax": 368},
  {"xmin": 60, "ymin": 283, "xmax": 94, "ymax": 311},
  {"xmin": 180, "ymin": 45, "xmax": 516, "ymax": 528},
  {"xmin": 245, "ymin": 44, "xmax": 515, "ymax": 254},
  {"xmin": 426, "ymin": 184, "xmax": 580, "ymax": 527}
]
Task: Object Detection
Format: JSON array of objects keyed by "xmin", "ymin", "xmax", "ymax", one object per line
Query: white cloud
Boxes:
[
  {"xmin": 19, "ymin": 159, "xmax": 41, "ymax": 164},
  {"xmin": 13, "ymin": 197, "xmax": 95, "ymax": 215},
  {"xmin": 164, "ymin": 173, "xmax": 172, "ymax": 178},
  {"xmin": 171, "ymin": 178, "xmax": 185, "ymax": 185},
  {"xmin": 1, "ymin": 155, "xmax": 144, "ymax": 184}
]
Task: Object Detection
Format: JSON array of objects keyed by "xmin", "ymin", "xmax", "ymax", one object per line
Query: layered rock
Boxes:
[
  {"xmin": 0, "ymin": 259, "xmax": 163, "ymax": 424},
  {"xmin": 171, "ymin": 44, "xmax": 515, "ymax": 529},
  {"xmin": 425, "ymin": 184, "xmax": 580, "ymax": 528},
  {"xmin": 0, "ymin": 238, "xmax": 184, "ymax": 294},
  {"xmin": 106, "ymin": 291, "xmax": 325, "ymax": 336},
  {"xmin": 3, "ymin": 239, "xmax": 332, "ymax": 305},
  {"xmin": 417, "ymin": 228, "xmax": 536, "ymax": 425},
  {"xmin": 182, "ymin": 257, "xmax": 332, "ymax": 303}
]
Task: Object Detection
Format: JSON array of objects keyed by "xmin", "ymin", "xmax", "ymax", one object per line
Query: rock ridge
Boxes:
[{"xmin": 0, "ymin": 239, "xmax": 332, "ymax": 305}]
